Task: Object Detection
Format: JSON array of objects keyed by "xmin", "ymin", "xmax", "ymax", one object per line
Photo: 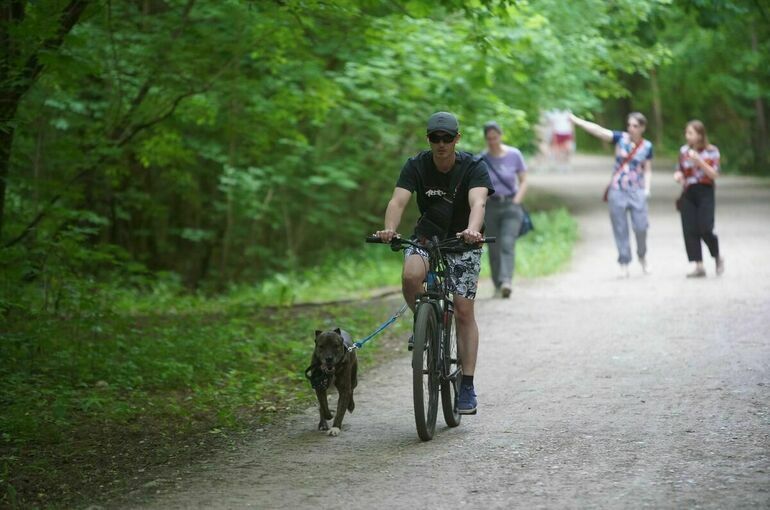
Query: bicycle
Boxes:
[{"xmin": 366, "ymin": 234, "xmax": 495, "ymax": 441}]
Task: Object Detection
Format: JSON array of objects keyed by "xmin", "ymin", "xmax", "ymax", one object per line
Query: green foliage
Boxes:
[
  {"xmin": 514, "ymin": 208, "xmax": 578, "ymax": 276},
  {"xmin": 479, "ymin": 206, "xmax": 578, "ymax": 279},
  {"xmin": 588, "ymin": 0, "xmax": 769, "ymax": 171},
  {"xmin": 1, "ymin": 0, "xmax": 669, "ymax": 307}
]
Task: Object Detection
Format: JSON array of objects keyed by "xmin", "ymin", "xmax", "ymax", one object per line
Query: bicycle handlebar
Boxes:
[{"xmin": 365, "ymin": 235, "xmax": 496, "ymax": 246}]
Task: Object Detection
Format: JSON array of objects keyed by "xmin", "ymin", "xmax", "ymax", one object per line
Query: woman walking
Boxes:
[
  {"xmin": 673, "ymin": 120, "xmax": 725, "ymax": 277},
  {"xmin": 481, "ymin": 121, "xmax": 528, "ymax": 298},
  {"xmin": 570, "ymin": 112, "xmax": 653, "ymax": 277}
]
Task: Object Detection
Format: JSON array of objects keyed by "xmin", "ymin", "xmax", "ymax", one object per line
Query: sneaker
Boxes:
[
  {"xmin": 639, "ymin": 258, "xmax": 651, "ymax": 274},
  {"xmin": 687, "ymin": 267, "xmax": 706, "ymax": 278},
  {"xmin": 492, "ymin": 287, "xmax": 502, "ymax": 299},
  {"xmin": 501, "ymin": 283, "xmax": 512, "ymax": 299},
  {"xmin": 619, "ymin": 264, "xmax": 630, "ymax": 279},
  {"xmin": 407, "ymin": 334, "xmax": 414, "ymax": 352},
  {"xmin": 716, "ymin": 256, "xmax": 725, "ymax": 276},
  {"xmin": 457, "ymin": 384, "xmax": 477, "ymax": 415}
]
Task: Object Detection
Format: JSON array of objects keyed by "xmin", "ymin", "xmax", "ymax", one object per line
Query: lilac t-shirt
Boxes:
[{"xmin": 483, "ymin": 146, "xmax": 526, "ymax": 196}]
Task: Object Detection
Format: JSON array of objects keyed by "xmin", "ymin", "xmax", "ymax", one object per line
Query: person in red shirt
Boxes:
[{"xmin": 673, "ymin": 120, "xmax": 725, "ymax": 277}]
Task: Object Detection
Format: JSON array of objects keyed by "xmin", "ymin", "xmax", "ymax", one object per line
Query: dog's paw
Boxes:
[
  {"xmin": 327, "ymin": 427, "xmax": 340, "ymax": 437},
  {"xmin": 318, "ymin": 420, "xmax": 329, "ymax": 431}
]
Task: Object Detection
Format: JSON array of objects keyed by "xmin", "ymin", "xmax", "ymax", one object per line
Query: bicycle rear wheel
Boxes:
[
  {"xmin": 441, "ymin": 312, "xmax": 462, "ymax": 427},
  {"xmin": 412, "ymin": 302, "xmax": 440, "ymax": 441}
]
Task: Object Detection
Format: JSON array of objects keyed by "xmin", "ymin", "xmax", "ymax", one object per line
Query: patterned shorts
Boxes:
[{"xmin": 404, "ymin": 244, "xmax": 483, "ymax": 300}]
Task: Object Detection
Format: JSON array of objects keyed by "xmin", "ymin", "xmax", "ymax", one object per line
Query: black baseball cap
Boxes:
[{"xmin": 426, "ymin": 112, "xmax": 459, "ymax": 136}]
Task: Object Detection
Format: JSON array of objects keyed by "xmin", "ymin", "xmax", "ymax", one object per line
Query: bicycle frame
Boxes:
[{"xmin": 366, "ymin": 234, "xmax": 494, "ymax": 440}]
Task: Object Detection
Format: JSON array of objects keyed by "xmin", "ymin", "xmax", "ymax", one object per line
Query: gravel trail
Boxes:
[{"xmin": 125, "ymin": 155, "xmax": 769, "ymax": 510}]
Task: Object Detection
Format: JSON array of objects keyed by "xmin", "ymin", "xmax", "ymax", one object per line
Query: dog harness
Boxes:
[
  {"xmin": 304, "ymin": 364, "xmax": 332, "ymax": 391},
  {"xmin": 304, "ymin": 303, "xmax": 408, "ymax": 390}
]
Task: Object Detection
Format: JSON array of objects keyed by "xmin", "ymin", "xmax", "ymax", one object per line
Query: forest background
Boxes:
[
  {"xmin": 0, "ymin": 0, "xmax": 768, "ymax": 506},
  {"xmin": 1, "ymin": 0, "xmax": 767, "ymax": 299}
]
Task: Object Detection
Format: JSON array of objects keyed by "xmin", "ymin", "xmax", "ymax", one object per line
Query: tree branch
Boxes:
[
  {"xmin": 116, "ymin": 54, "xmax": 238, "ymax": 147},
  {"xmin": 17, "ymin": 0, "xmax": 90, "ymax": 91},
  {"xmin": 116, "ymin": 89, "xmax": 201, "ymax": 147},
  {"xmin": 109, "ymin": 0, "xmax": 196, "ymax": 138},
  {"xmin": 2, "ymin": 166, "xmax": 90, "ymax": 249}
]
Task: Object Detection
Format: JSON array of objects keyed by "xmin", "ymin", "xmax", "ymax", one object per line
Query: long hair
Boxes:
[{"xmin": 687, "ymin": 119, "xmax": 709, "ymax": 150}]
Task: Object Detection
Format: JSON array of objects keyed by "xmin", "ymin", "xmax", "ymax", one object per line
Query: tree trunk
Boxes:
[
  {"xmin": 650, "ymin": 67, "xmax": 664, "ymax": 148},
  {"xmin": 0, "ymin": 0, "xmax": 90, "ymax": 241},
  {"xmin": 750, "ymin": 27, "xmax": 768, "ymax": 172},
  {"xmin": 0, "ymin": 127, "xmax": 15, "ymax": 241}
]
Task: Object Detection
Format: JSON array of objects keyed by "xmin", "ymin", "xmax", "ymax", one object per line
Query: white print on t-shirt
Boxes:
[{"xmin": 425, "ymin": 189, "xmax": 447, "ymax": 197}]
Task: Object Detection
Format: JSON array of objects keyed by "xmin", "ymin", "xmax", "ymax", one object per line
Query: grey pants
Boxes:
[
  {"xmin": 484, "ymin": 199, "xmax": 524, "ymax": 288},
  {"xmin": 608, "ymin": 188, "xmax": 648, "ymax": 264}
]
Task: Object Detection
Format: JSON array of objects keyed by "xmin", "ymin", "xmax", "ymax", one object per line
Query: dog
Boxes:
[{"xmin": 308, "ymin": 328, "xmax": 358, "ymax": 436}]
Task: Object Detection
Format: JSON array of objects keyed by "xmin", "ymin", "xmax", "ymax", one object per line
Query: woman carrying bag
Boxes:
[
  {"xmin": 673, "ymin": 120, "xmax": 725, "ymax": 277},
  {"xmin": 571, "ymin": 112, "xmax": 654, "ymax": 278},
  {"xmin": 481, "ymin": 121, "xmax": 529, "ymax": 298}
]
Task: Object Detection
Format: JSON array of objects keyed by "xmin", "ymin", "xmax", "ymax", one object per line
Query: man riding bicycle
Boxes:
[{"xmin": 375, "ymin": 111, "xmax": 494, "ymax": 414}]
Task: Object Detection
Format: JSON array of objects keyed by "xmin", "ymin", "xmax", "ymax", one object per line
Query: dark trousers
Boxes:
[{"xmin": 680, "ymin": 184, "xmax": 719, "ymax": 262}]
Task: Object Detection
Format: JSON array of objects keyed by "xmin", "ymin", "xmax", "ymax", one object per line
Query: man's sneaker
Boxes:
[
  {"xmin": 501, "ymin": 283, "xmax": 512, "ymax": 299},
  {"xmin": 619, "ymin": 263, "xmax": 630, "ymax": 279},
  {"xmin": 457, "ymin": 384, "xmax": 477, "ymax": 415},
  {"xmin": 639, "ymin": 258, "xmax": 651, "ymax": 274},
  {"xmin": 407, "ymin": 334, "xmax": 414, "ymax": 351},
  {"xmin": 716, "ymin": 256, "xmax": 725, "ymax": 275}
]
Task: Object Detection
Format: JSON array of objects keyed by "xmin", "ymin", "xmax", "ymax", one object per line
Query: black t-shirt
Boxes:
[{"xmin": 396, "ymin": 150, "xmax": 494, "ymax": 238}]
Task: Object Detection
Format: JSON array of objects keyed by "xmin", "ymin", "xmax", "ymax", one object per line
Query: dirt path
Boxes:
[{"xmin": 123, "ymin": 155, "xmax": 769, "ymax": 509}]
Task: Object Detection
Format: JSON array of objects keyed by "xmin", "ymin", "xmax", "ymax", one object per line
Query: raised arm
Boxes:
[
  {"xmin": 375, "ymin": 187, "xmax": 411, "ymax": 241},
  {"xmin": 570, "ymin": 113, "xmax": 614, "ymax": 143}
]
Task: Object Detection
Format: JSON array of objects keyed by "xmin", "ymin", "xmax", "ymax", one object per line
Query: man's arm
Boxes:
[
  {"xmin": 376, "ymin": 187, "xmax": 411, "ymax": 241},
  {"xmin": 569, "ymin": 113, "xmax": 614, "ymax": 142},
  {"xmin": 457, "ymin": 186, "xmax": 488, "ymax": 243}
]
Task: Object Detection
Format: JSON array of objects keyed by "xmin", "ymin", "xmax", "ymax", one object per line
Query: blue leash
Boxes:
[{"xmin": 348, "ymin": 303, "xmax": 409, "ymax": 351}]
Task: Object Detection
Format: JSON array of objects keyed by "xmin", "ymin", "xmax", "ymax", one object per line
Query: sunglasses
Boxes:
[{"xmin": 428, "ymin": 132, "xmax": 456, "ymax": 144}]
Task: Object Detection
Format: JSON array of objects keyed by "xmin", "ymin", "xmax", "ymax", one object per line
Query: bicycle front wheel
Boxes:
[
  {"xmin": 412, "ymin": 302, "xmax": 440, "ymax": 441},
  {"xmin": 441, "ymin": 312, "xmax": 462, "ymax": 427}
]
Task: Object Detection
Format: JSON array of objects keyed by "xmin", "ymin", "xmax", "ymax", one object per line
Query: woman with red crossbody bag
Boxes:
[{"xmin": 571, "ymin": 112, "xmax": 654, "ymax": 278}]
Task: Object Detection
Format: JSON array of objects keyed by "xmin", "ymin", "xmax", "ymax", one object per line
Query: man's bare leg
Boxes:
[
  {"xmin": 453, "ymin": 295, "xmax": 478, "ymax": 375},
  {"xmin": 402, "ymin": 254, "xmax": 428, "ymax": 312}
]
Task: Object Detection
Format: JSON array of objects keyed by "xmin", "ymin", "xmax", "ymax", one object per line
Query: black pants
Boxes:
[{"xmin": 680, "ymin": 183, "xmax": 719, "ymax": 262}]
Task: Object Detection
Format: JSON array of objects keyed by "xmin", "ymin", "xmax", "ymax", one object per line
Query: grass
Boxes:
[
  {"xmin": 0, "ymin": 188, "xmax": 577, "ymax": 508},
  {"xmin": 1, "ymin": 301, "xmax": 410, "ymax": 508},
  {"xmin": 479, "ymin": 207, "xmax": 577, "ymax": 280}
]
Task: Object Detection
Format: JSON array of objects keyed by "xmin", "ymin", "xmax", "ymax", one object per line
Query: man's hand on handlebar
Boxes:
[
  {"xmin": 456, "ymin": 228, "xmax": 483, "ymax": 244},
  {"xmin": 374, "ymin": 229, "xmax": 399, "ymax": 243}
]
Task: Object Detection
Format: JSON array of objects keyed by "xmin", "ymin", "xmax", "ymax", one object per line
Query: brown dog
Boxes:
[{"xmin": 309, "ymin": 328, "xmax": 358, "ymax": 436}]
